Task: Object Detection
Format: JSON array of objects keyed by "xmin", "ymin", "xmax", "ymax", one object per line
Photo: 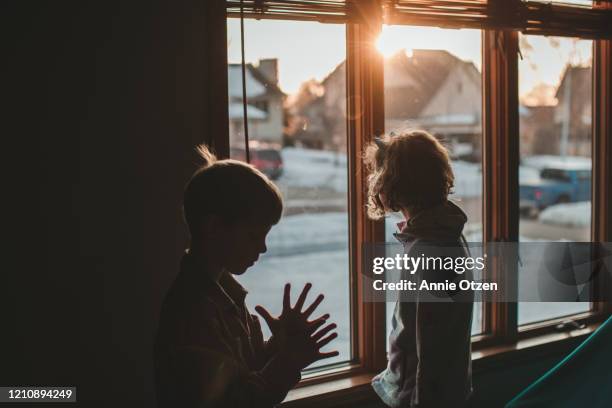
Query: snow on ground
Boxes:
[
  {"xmin": 278, "ymin": 147, "xmax": 482, "ymax": 198},
  {"xmin": 520, "ymin": 165, "xmax": 541, "ymax": 183},
  {"xmin": 539, "ymin": 201, "xmax": 591, "ymax": 228},
  {"xmin": 451, "ymin": 160, "xmax": 481, "ymax": 198},
  {"xmin": 265, "ymin": 212, "xmax": 348, "ymax": 257},
  {"xmin": 277, "ymin": 147, "xmax": 348, "ymax": 193}
]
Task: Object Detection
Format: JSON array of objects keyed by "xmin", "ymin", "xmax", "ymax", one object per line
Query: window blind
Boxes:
[
  {"xmin": 383, "ymin": 0, "xmax": 611, "ymax": 38},
  {"xmin": 226, "ymin": 0, "xmax": 351, "ymax": 22},
  {"xmin": 226, "ymin": 0, "xmax": 611, "ymax": 38}
]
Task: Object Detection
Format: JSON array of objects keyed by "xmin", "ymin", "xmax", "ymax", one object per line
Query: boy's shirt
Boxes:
[{"xmin": 155, "ymin": 253, "xmax": 300, "ymax": 408}]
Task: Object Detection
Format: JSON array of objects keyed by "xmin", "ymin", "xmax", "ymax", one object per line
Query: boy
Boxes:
[
  {"xmin": 364, "ymin": 131, "xmax": 474, "ymax": 408},
  {"xmin": 155, "ymin": 145, "xmax": 338, "ymax": 407}
]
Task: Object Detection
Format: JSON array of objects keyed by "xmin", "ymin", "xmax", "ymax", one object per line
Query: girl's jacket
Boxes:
[{"xmin": 372, "ymin": 200, "xmax": 474, "ymax": 408}]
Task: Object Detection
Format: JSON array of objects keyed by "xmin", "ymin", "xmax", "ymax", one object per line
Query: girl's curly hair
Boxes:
[{"xmin": 364, "ymin": 130, "xmax": 454, "ymax": 219}]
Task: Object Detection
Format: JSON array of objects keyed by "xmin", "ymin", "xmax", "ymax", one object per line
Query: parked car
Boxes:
[
  {"xmin": 230, "ymin": 144, "xmax": 284, "ymax": 180},
  {"xmin": 520, "ymin": 160, "xmax": 591, "ymax": 216}
]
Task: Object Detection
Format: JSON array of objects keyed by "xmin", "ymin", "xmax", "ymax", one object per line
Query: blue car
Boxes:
[{"xmin": 520, "ymin": 160, "xmax": 591, "ymax": 215}]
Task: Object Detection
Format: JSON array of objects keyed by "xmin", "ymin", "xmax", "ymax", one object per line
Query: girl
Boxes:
[{"xmin": 365, "ymin": 130, "xmax": 474, "ymax": 408}]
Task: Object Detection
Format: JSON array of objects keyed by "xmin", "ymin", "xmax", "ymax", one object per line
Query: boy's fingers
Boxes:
[
  {"xmin": 283, "ymin": 283, "xmax": 291, "ymax": 312},
  {"xmin": 294, "ymin": 283, "xmax": 312, "ymax": 312},
  {"xmin": 312, "ymin": 323, "xmax": 336, "ymax": 341},
  {"xmin": 307, "ymin": 314, "xmax": 330, "ymax": 333},
  {"xmin": 302, "ymin": 293, "xmax": 324, "ymax": 318},
  {"xmin": 254, "ymin": 305, "xmax": 275, "ymax": 327},
  {"xmin": 316, "ymin": 350, "xmax": 340, "ymax": 360},
  {"xmin": 315, "ymin": 332, "xmax": 338, "ymax": 349}
]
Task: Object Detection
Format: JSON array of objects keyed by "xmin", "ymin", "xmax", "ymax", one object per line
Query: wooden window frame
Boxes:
[{"xmin": 214, "ymin": 0, "xmax": 612, "ymax": 405}]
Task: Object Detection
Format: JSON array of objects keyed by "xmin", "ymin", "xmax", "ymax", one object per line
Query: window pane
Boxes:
[
  {"xmin": 518, "ymin": 34, "xmax": 593, "ymax": 325},
  {"xmin": 227, "ymin": 19, "xmax": 350, "ymax": 368},
  {"xmin": 380, "ymin": 25, "xmax": 484, "ymax": 336}
]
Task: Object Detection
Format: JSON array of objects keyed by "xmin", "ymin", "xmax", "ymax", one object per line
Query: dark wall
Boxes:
[{"xmin": 3, "ymin": 1, "xmax": 224, "ymax": 406}]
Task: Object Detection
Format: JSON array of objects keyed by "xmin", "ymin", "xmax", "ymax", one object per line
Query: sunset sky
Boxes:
[{"xmin": 227, "ymin": 18, "xmax": 592, "ymax": 103}]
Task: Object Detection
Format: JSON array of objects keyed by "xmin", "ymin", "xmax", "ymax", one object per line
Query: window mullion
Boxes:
[
  {"xmin": 592, "ymin": 26, "xmax": 612, "ymax": 314},
  {"xmin": 346, "ymin": 0, "xmax": 387, "ymax": 373},
  {"xmin": 482, "ymin": 29, "xmax": 519, "ymax": 343}
]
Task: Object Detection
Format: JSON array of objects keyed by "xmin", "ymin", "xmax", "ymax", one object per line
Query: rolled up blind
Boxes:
[
  {"xmin": 225, "ymin": 0, "xmax": 611, "ymax": 38},
  {"xmin": 226, "ymin": 0, "xmax": 351, "ymax": 22},
  {"xmin": 383, "ymin": 0, "xmax": 611, "ymax": 38},
  {"xmin": 520, "ymin": 1, "xmax": 611, "ymax": 38},
  {"xmin": 382, "ymin": 0, "xmax": 498, "ymax": 29}
]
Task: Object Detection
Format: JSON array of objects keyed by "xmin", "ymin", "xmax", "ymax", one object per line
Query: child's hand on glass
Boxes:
[{"xmin": 256, "ymin": 283, "xmax": 339, "ymax": 368}]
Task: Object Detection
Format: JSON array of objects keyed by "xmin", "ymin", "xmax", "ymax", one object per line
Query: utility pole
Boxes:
[{"xmin": 560, "ymin": 66, "xmax": 572, "ymax": 158}]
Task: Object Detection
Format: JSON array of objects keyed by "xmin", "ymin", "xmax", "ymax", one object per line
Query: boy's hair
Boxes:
[
  {"xmin": 183, "ymin": 145, "xmax": 283, "ymax": 239},
  {"xmin": 364, "ymin": 130, "xmax": 454, "ymax": 219}
]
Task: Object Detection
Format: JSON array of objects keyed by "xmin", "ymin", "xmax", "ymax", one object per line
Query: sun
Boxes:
[{"xmin": 375, "ymin": 26, "xmax": 412, "ymax": 58}]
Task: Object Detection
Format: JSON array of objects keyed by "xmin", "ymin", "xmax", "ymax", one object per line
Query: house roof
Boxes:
[
  {"xmin": 228, "ymin": 102, "xmax": 267, "ymax": 120},
  {"xmin": 554, "ymin": 65, "xmax": 591, "ymax": 125},
  {"xmin": 384, "ymin": 49, "xmax": 471, "ymax": 119},
  {"xmin": 555, "ymin": 65, "xmax": 590, "ymax": 101},
  {"xmin": 228, "ymin": 63, "xmax": 285, "ymax": 100},
  {"xmin": 296, "ymin": 49, "xmax": 477, "ymax": 120}
]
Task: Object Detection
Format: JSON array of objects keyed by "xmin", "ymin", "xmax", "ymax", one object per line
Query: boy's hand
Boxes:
[
  {"xmin": 255, "ymin": 283, "xmax": 329, "ymax": 343},
  {"xmin": 287, "ymin": 320, "xmax": 339, "ymax": 369},
  {"xmin": 255, "ymin": 283, "xmax": 339, "ymax": 368}
]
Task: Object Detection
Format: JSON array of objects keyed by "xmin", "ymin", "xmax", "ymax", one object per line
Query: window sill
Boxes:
[
  {"xmin": 472, "ymin": 322, "xmax": 600, "ymax": 371},
  {"xmin": 281, "ymin": 322, "xmax": 601, "ymax": 407},
  {"xmin": 282, "ymin": 373, "xmax": 375, "ymax": 408}
]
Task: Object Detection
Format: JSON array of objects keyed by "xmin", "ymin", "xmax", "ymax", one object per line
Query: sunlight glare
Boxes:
[{"xmin": 376, "ymin": 27, "xmax": 412, "ymax": 58}]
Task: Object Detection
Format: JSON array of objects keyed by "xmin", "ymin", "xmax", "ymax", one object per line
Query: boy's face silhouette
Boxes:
[{"xmin": 217, "ymin": 220, "xmax": 272, "ymax": 275}]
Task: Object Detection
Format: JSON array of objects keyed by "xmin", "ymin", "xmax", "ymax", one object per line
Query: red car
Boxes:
[{"xmin": 230, "ymin": 145, "xmax": 284, "ymax": 180}]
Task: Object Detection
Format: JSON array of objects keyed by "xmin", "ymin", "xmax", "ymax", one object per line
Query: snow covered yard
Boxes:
[
  {"xmin": 539, "ymin": 201, "xmax": 591, "ymax": 228},
  {"xmin": 276, "ymin": 147, "xmax": 347, "ymax": 193},
  {"xmin": 276, "ymin": 146, "xmax": 482, "ymax": 199}
]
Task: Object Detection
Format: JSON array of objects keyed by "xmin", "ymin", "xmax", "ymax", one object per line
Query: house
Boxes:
[
  {"xmin": 286, "ymin": 63, "xmax": 347, "ymax": 150},
  {"xmin": 228, "ymin": 58, "xmax": 285, "ymax": 146},
  {"xmin": 288, "ymin": 50, "xmax": 482, "ymax": 159},
  {"xmin": 519, "ymin": 65, "xmax": 591, "ymax": 157},
  {"xmin": 520, "ymin": 105, "xmax": 556, "ymax": 156},
  {"xmin": 416, "ymin": 50, "xmax": 482, "ymax": 155},
  {"xmin": 554, "ymin": 65, "xmax": 592, "ymax": 156}
]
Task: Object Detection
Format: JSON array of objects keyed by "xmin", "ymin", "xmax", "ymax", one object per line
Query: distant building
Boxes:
[
  {"xmin": 520, "ymin": 65, "xmax": 591, "ymax": 157},
  {"xmin": 286, "ymin": 63, "xmax": 346, "ymax": 150},
  {"xmin": 554, "ymin": 65, "xmax": 591, "ymax": 156},
  {"xmin": 228, "ymin": 58, "xmax": 285, "ymax": 146},
  {"xmin": 520, "ymin": 105, "xmax": 556, "ymax": 156},
  {"xmin": 287, "ymin": 50, "xmax": 481, "ymax": 159},
  {"xmin": 385, "ymin": 49, "xmax": 481, "ymax": 158}
]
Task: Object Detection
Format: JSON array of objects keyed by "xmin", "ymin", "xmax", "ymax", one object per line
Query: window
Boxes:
[
  {"xmin": 518, "ymin": 34, "xmax": 593, "ymax": 326},
  {"xmin": 227, "ymin": 18, "xmax": 351, "ymax": 368},
  {"xmin": 215, "ymin": 0, "xmax": 612, "ymax": 402}
]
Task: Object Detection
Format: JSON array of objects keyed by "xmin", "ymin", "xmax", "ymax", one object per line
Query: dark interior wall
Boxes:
[{"xmin": 3, "ymin": 1, "xmax": 223, "ymax": 406}]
